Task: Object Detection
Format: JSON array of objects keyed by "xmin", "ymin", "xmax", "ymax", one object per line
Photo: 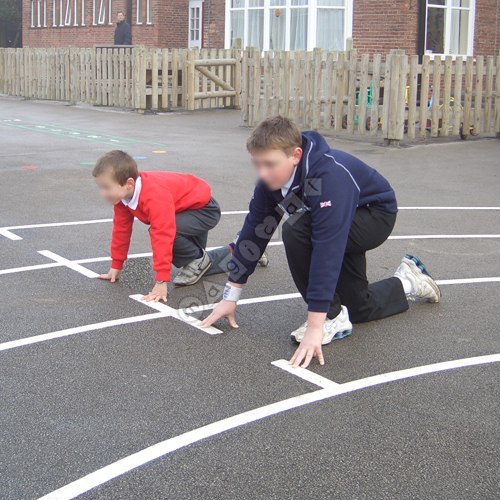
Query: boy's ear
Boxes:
[
  {"xmin": 125, "ymin": 177, "xmax": 136, "ymax": 188},
  {"xmin": 292, "ymin": 147, "xmax": 303, "ymax": 166}
]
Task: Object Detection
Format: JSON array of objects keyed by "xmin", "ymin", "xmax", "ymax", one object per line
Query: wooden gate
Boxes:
[{"xmin": 185, "ymin": 49, "xmax": 241, "ymax": 110}]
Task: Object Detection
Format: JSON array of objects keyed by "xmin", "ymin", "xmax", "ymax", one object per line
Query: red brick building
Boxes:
[{"xmin": 23, "ymin": 0, "xmax": 499, "ymax": 56}]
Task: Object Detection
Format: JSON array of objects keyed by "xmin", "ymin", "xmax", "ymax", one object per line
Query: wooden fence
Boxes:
[
  {"xmin": 0, "ymin": 46, "xmax": 240, "ymax": 112},
  {"xmin": 242, "ymin": 48, "xmax": 500, "ymax": 142},
  {"xmin": 1, "ymin": 46, "xmax": 498, "ymax": 142}
]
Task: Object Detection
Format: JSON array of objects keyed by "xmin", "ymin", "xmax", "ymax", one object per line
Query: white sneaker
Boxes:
[
  {"xmin": 290, "ymin": 305, "xmax": 353, "ymax": 345},
  {"xmin": 394, "ymin": 254, "xmax": 441, "ymax": 303}
]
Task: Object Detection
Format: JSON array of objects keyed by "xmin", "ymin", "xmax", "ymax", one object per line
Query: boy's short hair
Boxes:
[
  {"xmin": 246, "ymin": 116, "xmax": 302, "ymax": 155},
  {"xmin": 93, "ymin": 150, "xmax": 138, "ymax": 185}
]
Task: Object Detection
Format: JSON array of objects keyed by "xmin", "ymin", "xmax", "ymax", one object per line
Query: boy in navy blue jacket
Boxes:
[{"xmin": 201, "ymin": 116, "xmax": 440, "ymax": 368}]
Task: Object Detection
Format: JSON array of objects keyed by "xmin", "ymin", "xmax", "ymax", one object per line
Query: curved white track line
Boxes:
[
  {"xmin": 1, "ymin": 207, "xmax": 499, "ymax": 239},
  {"xmin": 38, "ymin": 354, "xmax": 500, "ymax": 500}
]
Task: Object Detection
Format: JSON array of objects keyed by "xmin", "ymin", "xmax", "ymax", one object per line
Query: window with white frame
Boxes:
[
  {"xmin": 226, "ymin": 0, "xmax": 352, "ymax": 51},
  {"xmin": 137, "ymin": 0, "xmax": 143, "ymax": 24},
  {"xmin": 31, "ymin": 0, "xmax": 47, "ymax": 27},
  {"xmin": 189, "ymin": 0, "xmax": 203, "ymax": 48},
  {"xmin": 64, "ymin": 0, "xmax": 72, "ymax": 25},
  {"xmin": 93, "ymin": 0, "xmax": 113, "ymax": 25},
  {"xmin": 425, "ymin": 0, "xmax": 475, "ymax": 56},
  {"xmin": 136, "ymin": 0, "xmax": 152, "ymax": 24}
]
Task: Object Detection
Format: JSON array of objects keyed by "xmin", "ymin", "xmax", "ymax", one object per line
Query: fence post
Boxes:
[
  {"xmin": 383, "ymin": 53, "xmax": 406, "ymax": 145},
  {"xmin": 495, "ymin": 54, "xmax": 500, "ymax": 138},
  {"xmin": 133, "ymin": 45, "xmax": 147, "ymax": 112},
  {"xmin": 185, "ymin": 49, "xmax": 196, "ymax": 111},
  {"xmin": 462, "ymin": 56, "xmax": 474, "ymax": 139}
]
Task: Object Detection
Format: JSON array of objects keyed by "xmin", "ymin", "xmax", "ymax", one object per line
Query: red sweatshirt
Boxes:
[{"xmin": 111, "ymin": 171, "xmax": 212, "ymax": 281}]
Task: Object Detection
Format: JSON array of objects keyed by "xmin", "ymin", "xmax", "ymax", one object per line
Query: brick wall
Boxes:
[
  {"xmin": 352, "ymin": 0, "xmax": 499, "ymax": 56},
  {"xmin": 352, "ymin": 0, "xmax": 420, "ymax": 55},
  {"xmin": 22, "ymin": 0, "xmax": 190, "ymax": 48},
  {"xmin": 202, "ymin": 0, "xmax": 225, "ymax": 48},
  {"xmin": 473, "ymin": 0, "xmax": 500, "ymax": 55}
]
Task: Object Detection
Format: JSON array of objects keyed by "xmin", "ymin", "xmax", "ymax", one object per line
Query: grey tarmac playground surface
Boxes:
[{"xmin": 0, "ymin": 96, "xmax": 499, "ymax": 499}]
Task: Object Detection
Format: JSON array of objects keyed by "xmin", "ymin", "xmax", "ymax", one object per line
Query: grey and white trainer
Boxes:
[
  {"xmin": 173, "ymin": 250, "xmax": 212, "ymax": 286},
  {"xmin": 394, "ymin": 254, "xmax": 441, "ymax": 303}
]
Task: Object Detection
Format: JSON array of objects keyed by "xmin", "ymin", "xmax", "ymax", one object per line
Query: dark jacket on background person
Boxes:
[
  {"xmin": 114, "ymin": 20, "xmax": 132, "ymax": 45},
  {"xmin": 229, "ymin": 131, "xmax": 397, "ymax": 313}
]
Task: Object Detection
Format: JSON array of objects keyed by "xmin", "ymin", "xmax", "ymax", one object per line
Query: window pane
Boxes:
[
  {"xmin": 317, "ymin": 0, "xmax": 344, "ymax": 6},
  {"xmin": 249, "ymin": 0, "xmax": 263, "ymax": 6},
  {"xmin": 450, "ymin": 8, "xmax": 469, "ymax": 54},
  {"xmin": 270, "ymin": 0, "xmax": 286, "ymax": 6},
  {"xmin": 452, "ymin": 0, "xmax": 469, "ymax": 6},
  {"xmin": 291, "ymin": 0, "xmax": 308, "ymax": 5},
  {"xmin": 426, "ymin": 7, "xmax": 445, "ymax": 53},
  {"xmin": 230, "ymin": 10, "xmax": 244, "ymax": 48},
  {"xmin": 290, "ymin": 8, "xmax": 307, "ymax": 50},
  {"xmin": 231, "ymin": 0, "xmax": 244, "ymax": 7},
  {"xmin": 427, "ymin": 0, "xmax": 445, "ymax": 5},
  {"xmin": 317, "ymin": 8, "xmax": 344, "ymax": 51},
  {"xmin": 248, "ymin": 8, "xmax": 264, "ymax": 50},
  {"xmin": 269, "ymin": 8, "xmax": 286, "ymax": 50}
]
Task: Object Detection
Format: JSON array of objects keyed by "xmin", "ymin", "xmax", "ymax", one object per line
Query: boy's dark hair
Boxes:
[
  {"xmin": 246, "ymin": 116, "xmax": 302, "ymax": 155},
  {"xmin": 93, "ymin": 150, "xmax": 138, "ymax": 185}
]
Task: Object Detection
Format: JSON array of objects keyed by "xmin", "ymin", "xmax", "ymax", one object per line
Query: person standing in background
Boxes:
[{"xmin": 114, "ymin": 11, "xmax": 132, "ymax": 45}]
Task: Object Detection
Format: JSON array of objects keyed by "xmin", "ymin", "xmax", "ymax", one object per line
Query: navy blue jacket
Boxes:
[
  {"xmin": 114, "ymin": 21, "xmax": 132, "ymax": 45},
  {"xmin": 229, "ymin": 131, "xmax": 397, "ymax": 313}
]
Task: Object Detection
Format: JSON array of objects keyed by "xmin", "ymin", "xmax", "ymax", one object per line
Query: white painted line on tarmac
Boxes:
[
  {"xmin": 271, "ymin": 359, "xmax": 341, "ymax": 389},
  {"xmin": 0, "ymin": 228, "xmax": 23, "ymax": 240},
  {"xmin": 436, "ymin": 277, "xmax": 500, "ymax": 285},
  {"xmin": 0, "ymin": 278, "xmax": 497, "ymax": 355},
  {"xmin": 389, "ymin": 234, "xmax": 500, "ymax": 240},
  {"xmin": 181, "ymin": 293, "xmax": 302, "ymax": 314},
  {"xmin": 1, "ymin": 206, "xmax": 499, "ymax": 239},
  {"xmin": 398, "ymin": 206, "xmax": 500, "ymax": 210},
  {"xmin": 0, "ymin": 312, "xmax": 168, "ymax": 353},
  {"xmin": 38, "ymin": 250, "xmax": 100, "ymax": 278},
  {"xmin": 0, "ymin": 219, "xmax": 113, "ymax": 239},
  {"xmin": 38, "ymin": 354, "xmax": 500, "ymax": 500},
  {"xmin": 129, "ymin": 294, "xmax": 222, "ymax": 335},
  {"xmin": 0, "ymin": 262, "xmax": 61, "ymax": 276}
]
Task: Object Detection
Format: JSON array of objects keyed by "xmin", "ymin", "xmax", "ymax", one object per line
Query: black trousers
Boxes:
[
  {"xmin": 172, "ymin": 197, "xmax": 221, "ymax": 268},
  {"xmin": 282, "ymin": 206, "xmax": 409, "ymax": 324}
]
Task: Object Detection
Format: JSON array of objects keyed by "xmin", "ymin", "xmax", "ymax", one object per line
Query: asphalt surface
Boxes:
[{"xmin": 0, "ymin": 96, "xmax": 499, "ymax": 499}]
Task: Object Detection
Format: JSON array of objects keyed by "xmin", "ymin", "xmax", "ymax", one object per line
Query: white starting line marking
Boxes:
[
  {"xmin": 271, "ymin": 359, "xmax": 341, "ymax": 389},
  {"xmin": 0, "ymin": 292, "xmax": 300, "ymax": 354},
  {"xmin": 129, "ymin": 294, "xmax": 222, "ymax": 335},
  {"xmin": 38, "ymin": 353, "xmax": 500, "ymax": 500},
  {"xmin": 1, "ymin": 206, "xmax": 499, "ymax": 239},
  {"xmin": 38, "ymin": 250, "xmax": 100, "ymax": 279}
]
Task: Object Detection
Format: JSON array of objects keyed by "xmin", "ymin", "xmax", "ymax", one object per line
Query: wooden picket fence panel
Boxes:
[
  {"xmin": 0, "ymin": 46, "xmax": 240, "ymax": 112},
  {"xmin": 242, "ymin": 48, "xmax": 500, "ymax": 142},
  {"xmin": 1, "ymin": 46, "xmax": 498, "ymax": 141}
]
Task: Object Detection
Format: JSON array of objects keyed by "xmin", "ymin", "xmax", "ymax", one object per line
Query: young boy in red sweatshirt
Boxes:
[{"xmin": 93, "ymin": 150, "xmax": 222, "ymax": 302}]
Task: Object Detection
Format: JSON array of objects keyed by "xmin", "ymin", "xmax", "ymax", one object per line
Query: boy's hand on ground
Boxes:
[
  {"xmin": 289, "ymin": 326, "xmax": 325, "ymax": 369},
  {"xmin": 98, "ymin": 268, "xmax": 121, "ymax": 283},
  {"xmin": 200, "ymin": 300, "xmax": 239, "ymax": 329},
  {"xmin": 142, "ymin": 282, "xmax": 168, "ymax": 303}
]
